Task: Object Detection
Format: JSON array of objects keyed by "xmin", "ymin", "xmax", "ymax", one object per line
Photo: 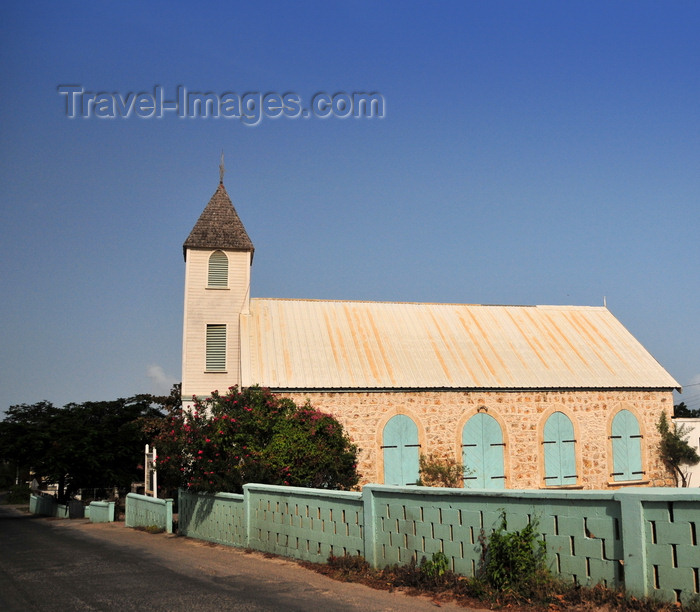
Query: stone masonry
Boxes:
[{"xmin": 282, "ymin": 389, "xmax": 675, "ymax": 489}]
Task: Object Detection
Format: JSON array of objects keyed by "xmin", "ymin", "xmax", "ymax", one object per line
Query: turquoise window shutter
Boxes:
[
  {"xmin": 382, "ymin": 415, "xmax": 420, "ymax": 485},
  {"xmin": 462, "ymin": 413, "xmax": 505, "ymax": 488},
  {"xmin": 208, "ymin": 251, "xmax": 228, "ymax": 287},
  {"xmin": 543, "ymin": 412, "xmax": 577, "ymax": 486},
  {"xmin": 611, "ymin": 410, "xmax": 643, "ymax": 481}
]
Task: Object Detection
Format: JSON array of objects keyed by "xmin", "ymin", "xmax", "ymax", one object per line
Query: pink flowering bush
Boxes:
[{"xmin": 146, "ymin": 386, "xmax": 359, "ymax": 493}]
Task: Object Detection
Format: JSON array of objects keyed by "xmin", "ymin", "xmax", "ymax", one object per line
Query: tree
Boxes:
[
  {"xmin": 657, "ymin": 411, "xmax": 700, "ymax": 487},
  {"xmin": 0, "ymin": 396, "xmax": 164, "ymax": 500},
  {"xmin": 674, "ymin": 401, "xmax": 700, "ymax": 418},
  {"xmin": 146, "ymin": 386, "xmax": 359, "ymax": 493}
]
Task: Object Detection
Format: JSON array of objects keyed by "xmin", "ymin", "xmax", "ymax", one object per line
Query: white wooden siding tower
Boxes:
[{"xmin": 181, "ymin": 174, "xmax": 254, "ymax": 409}]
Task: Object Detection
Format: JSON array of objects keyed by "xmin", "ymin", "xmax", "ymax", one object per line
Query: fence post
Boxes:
[
  {"xmin": 243, "ymin": 484, "xmax": 253, "ymax": 550},
  {"xmin": 164, "ymin": 498, "xmax": 173, "ymax": 533},
  {"xmin": 616, "ymin": 491, "xmax": 648, "ymax": 599},
  {"xmin": 125, "ymin": 494, "xmax": 133, "ymax": 528},
  {"xmin": 362, "ymin": 485, "xmax": 378, "ymax": 568},
  {"xmin": 145, "ymin": 444, "xmax": 149, "ymax": 495}
]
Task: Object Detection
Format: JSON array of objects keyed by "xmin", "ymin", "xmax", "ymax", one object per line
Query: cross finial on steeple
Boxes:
[{"xmin": 219, "ymin": 150, "xmax": 225, "ymax": 184}]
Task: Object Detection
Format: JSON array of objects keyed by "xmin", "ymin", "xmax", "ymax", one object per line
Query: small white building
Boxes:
[{"xmin": 672, "ymin": 418, "xmax": 700, "ymax": 487}]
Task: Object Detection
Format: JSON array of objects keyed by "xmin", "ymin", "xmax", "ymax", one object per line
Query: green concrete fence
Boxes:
[
  {"xmin": 246, "ymin": 485, "xmax": 364, "ymax": 560},
  {"xmin": 125, "ymin": 493, "xmax": 173, "ymax": 533},
  {"xmin": 175, "ymin": 485, "xmax": 700, "ymax": 606},
  {"xmin": 29, "ymin": 493, "xmax": 55, "ymax": 516},
  {"xmin": 30, "ymin": 494, "xmax": 114, "ymax": 522},
  {"xmin": 29, "ymin": 494, "xmax": 84, "ymax": 518},
  {"xmin": 85, "ymin": 500, "xmax": 115, "ymax": 523},
  {"xmin": 179, "ymin": 490, "xmax": 246, "ymax": 547},
  {"xmin": 179, "ymin": 485, "xmax": 364, "ymax": 559}
]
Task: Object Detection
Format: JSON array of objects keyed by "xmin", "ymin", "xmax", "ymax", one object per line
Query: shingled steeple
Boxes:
[
  {"xmin": 183, "ymin": 183, "xmax": 254, "ymax": 260},
  {"xmin": 181, "ymin": 178, "xmax": 255, "ymax": 404}
]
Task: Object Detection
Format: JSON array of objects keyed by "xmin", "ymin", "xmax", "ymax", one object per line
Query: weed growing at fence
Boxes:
[
  {"xmin": 480, "ymin": 510, "xmax": 549, "ymax": 599},
  {"xmin": 326, "ymin": 554, "xmax": 370, "ymax": 579},
  {"xmin": 313, "ymin": 555, "xmax": 689, "ymax": 610},
  {"xmin": 133, "ymin": 524, "xmax": 165, "ymax": 534},
  {"xmin": 305, "ymin": 513, "xmax": 690, "ymax": 611},
  {"xmin": 419, "ymin": 551, "xmax": 449, "ymax": 583}
]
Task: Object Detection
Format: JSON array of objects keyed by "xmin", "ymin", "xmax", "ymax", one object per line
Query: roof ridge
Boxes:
[{"xmin": 250, "ymin": 297, "xmax": 605, "ymax": 309}]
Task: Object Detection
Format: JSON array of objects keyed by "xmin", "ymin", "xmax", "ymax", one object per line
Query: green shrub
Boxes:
[
  {"xmin": 417, "ymin": 454, "xmax": 465, "ymax": 487},
  {"xmin": 420, "ymin": 551, "xmax": 450, "ymax": 582},
  {"xmin": 310, "ymin": 536, "xmax": 684, "ymax": 611},
  {"xmin": 481, "ymin": 510, "xmax": 549, "ymax": 597},
  {"xmin": 149, "ymin": 386, "xmax": 360, "ymax": 493},
  {"xmin": 657, "ymin": 411, "xmax": 700, "ymax": 487}
]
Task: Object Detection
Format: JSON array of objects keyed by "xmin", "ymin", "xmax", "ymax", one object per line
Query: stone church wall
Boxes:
[{"xmin": 281, "ymin": 389, "xmax": 675, "ymax": 489}]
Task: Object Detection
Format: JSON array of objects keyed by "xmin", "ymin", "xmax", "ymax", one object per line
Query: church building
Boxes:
[{"xmin": 181, "ymin": 177, "xmax": 680, "ymax": 489}]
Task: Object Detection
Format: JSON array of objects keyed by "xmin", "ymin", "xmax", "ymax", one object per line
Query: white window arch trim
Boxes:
[{"xmin": 208, "ymin": 250, "xmax": 229, "ymax": 288}]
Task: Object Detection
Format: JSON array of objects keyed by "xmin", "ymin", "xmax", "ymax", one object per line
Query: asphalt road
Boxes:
[{"xmin": 0, "ymin": 502, "xmax": 468, "ymax": 612}]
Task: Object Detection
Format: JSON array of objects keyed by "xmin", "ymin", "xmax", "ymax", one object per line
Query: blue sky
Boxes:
[{"xmin": 1, "ymin": 1, "xmax": 699, "ymax": 413}]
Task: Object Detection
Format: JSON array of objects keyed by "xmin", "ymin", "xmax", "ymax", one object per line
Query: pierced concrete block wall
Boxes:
[
  {"xmin": 125, "ymin": 493, "xmax": 173, "ymax": 534},
  {"xmin": 173, "ymin": 485, "xmax": 699, "ymax": 605}
]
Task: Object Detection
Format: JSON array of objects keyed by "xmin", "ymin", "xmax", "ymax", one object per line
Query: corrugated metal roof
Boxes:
[{"xmin": 241, "ymin": 299, "xmax": 679, "ymax": 390}]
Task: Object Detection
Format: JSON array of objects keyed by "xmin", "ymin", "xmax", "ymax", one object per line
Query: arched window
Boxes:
[
  {"xmin": 462, "ymin": 413, "xmax": 505, "ymax": 488},
  {"xmin": 208, "ymin": 250, "xmax": 228, "ymax": 287},
  {"xmin": 611, "ymin": 410, "xmax": 644, "ymax": 481},
  {"xmin": 543, "ymin": 412, "xmax": 577, "ymax": 486},
  {"xmin": 382, "ymin": 415, "xmax": 420, "ymax": 485}
]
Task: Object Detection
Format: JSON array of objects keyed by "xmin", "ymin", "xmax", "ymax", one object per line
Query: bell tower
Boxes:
[{"xmin": 181, "ymin": 165, "xmax": 254, "ymax": 407}]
